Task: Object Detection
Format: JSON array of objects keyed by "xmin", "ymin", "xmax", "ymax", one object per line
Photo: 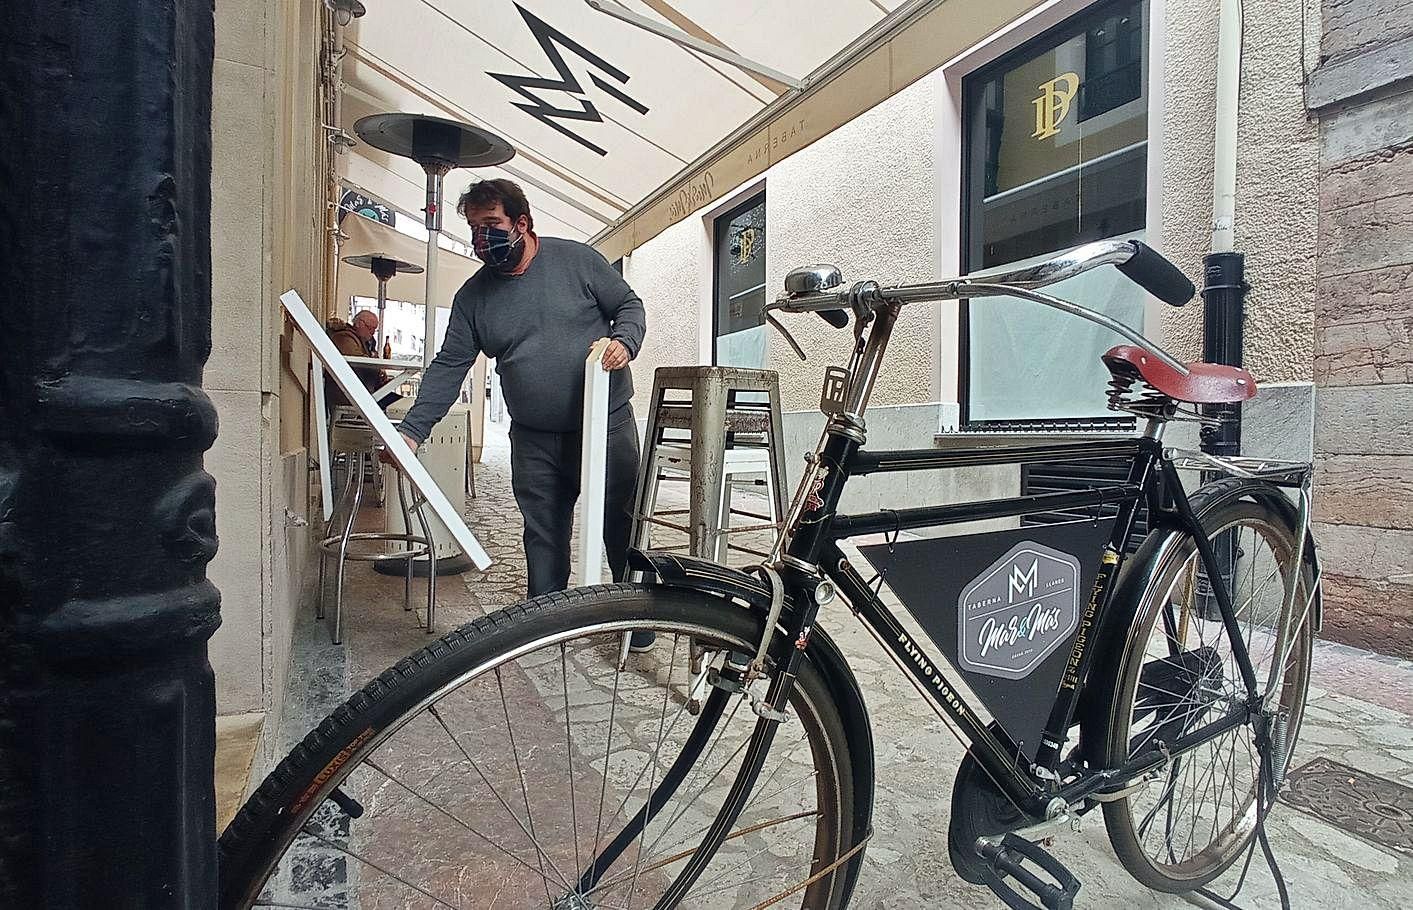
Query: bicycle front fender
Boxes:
[{"xmin": 627, "ymin": 547, "xmax": 876, "ymax": 885}]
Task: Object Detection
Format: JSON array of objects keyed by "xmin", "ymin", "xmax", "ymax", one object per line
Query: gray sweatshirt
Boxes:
[{"xmin": 399, "ymin": 237, "xmax": 647, "ymax": 441}]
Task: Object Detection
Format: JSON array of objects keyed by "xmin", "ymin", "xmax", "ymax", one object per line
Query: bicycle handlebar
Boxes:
[
  {"xmin": 767, "ymin": 239, "xmax": 1194, "ymax": 375},
  {"xmin": 1116, "ymin": 241, "xmax": 1196, "ymax": 306}
]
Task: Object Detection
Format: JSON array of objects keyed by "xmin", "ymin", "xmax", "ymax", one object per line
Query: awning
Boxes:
[
  {"xmin": 340, "ymin": 0, "xmax": 1040, "ymax": 258},
  {"xmin": 337, "ymin": 212, "xmax": 480, "ymax": 308}
]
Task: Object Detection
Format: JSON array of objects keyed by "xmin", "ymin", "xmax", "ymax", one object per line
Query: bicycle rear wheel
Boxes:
[
  {"xmin": 218, "ymin": 584, "xmax": 866, "ymax": 910},
  {"xmin": 1098, "ymin": 488, "xmax": 1314, "ymax": 892}
]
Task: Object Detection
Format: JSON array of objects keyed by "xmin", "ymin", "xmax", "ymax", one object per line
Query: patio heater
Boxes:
[
  {"xmin": 341, "ymin": 252, "xmax": 424, "ymax": 352},
  {"xmin": 352, "ymin": 113, "xmax": 514, "ymax": 369},
  {"xmin": 352, "ymin": 114, "xmax": 513, "ymax": 575}
]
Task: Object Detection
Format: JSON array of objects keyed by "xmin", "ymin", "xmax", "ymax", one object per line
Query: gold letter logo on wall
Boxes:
[{"xmin": 1032, "ymin": 72, "xmax": 1080, "ymax": 140}]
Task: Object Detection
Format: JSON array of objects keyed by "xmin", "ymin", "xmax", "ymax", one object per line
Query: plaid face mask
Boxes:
[{"xmin": 471, "ymin": 225, "xmax": 523, "ymax": 271}]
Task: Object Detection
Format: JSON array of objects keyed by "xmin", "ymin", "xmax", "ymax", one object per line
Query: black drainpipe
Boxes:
[{"xmin": 1200, "ymin": 251, "xmax": 1248, "ymax": 457}]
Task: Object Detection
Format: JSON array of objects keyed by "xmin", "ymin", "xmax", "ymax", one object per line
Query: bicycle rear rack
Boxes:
[{"xmin": 1163, "ymin": 448, "xmax": 1312, "ymax": 487}]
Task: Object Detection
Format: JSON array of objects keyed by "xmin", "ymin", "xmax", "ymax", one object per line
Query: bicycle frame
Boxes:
[
  {"xmin": 757, "ymin": 257, "xmax": 1270, "ymax": 819},
  {"xmin": 575, "ymin": 245, "xmax": 1305, "ymax": 898}
]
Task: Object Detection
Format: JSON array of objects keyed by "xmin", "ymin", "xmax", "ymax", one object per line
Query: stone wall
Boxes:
[{"xmin": 1308, "ymin": 0, "xmax": 1413, "ymax": 655}]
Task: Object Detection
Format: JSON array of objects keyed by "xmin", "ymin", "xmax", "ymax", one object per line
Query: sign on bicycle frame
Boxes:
[{"xmin": 859, "ymin": 518, "xmax": 1114, "ymax": 761}]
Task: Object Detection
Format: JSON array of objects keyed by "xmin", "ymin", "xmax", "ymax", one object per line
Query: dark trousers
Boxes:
[{"xmin": 509, "ymin": 405, "xmax": 641, "ymax": 598}]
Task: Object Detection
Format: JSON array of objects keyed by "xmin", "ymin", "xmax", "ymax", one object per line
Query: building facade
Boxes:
[{"xmin": 624, "ymin": 0, "xmax": 1322, "ymax": 526}]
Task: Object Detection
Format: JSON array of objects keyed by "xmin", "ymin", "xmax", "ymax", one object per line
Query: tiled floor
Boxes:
[{"xmin": 254, "ymin": 417, "xmax": 1413, "ymax": 908}]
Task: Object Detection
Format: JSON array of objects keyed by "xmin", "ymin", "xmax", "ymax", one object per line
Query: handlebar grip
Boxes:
[
  {"xmin": 816, "ymin": 308, "xmax": 850, "ymax": 328},
  {"xmin": 1117, "ymin": 240, "xmax": 1195, "ymax": 306}
]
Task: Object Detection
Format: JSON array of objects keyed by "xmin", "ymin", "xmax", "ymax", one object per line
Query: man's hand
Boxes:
[
  {"xmin": 380, "ymin": 432, "xmax": 419, "ymax": 464},
  {"xmin": 595, "ymin": 338, "xmax": 631, "ymax": 371}
]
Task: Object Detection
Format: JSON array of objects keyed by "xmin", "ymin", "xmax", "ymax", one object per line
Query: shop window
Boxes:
[
  {"xmin": 961, "ymin": 0, "xmax": 1148, "ymax": 428},
  {"xmin": 712, "ymin": 192, "xmax": 767, "ymax": 368}
]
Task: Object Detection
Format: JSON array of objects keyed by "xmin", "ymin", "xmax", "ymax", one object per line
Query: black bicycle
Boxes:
[{"xmin": 219, "ymin": 239, "xmax": 1320, "ymax": 910}]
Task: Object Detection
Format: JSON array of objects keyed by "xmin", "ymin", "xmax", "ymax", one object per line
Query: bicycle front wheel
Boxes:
[
  {"xmin": 218, "ymin": 584, "xmax": 865, "ymax": 910},
  {"xmin": 1099, "ymin": 488, "xmax": 1314, "ymax": 892}
]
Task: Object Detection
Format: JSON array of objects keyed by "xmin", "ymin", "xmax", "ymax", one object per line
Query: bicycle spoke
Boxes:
[
  {"xmin": 636, "ymin": 702, "xmax": 754, "ymax": 862},
  {"xmin": 591, "ymin": 648, "xmax": 625, "ymax": 883},
  {"xmin": 495, "ymin": 666, "xmax": 561, "ymax": 904},
  {"xmin": 632, "ymin": 764, "xmax": 821, "ymax": 886},
  {"xmin": 561, "ymin": 644, "xmax": 583, "ymax": 879},
  {"xmin": 232, "ymin": 606, "xmax": 849, "ymax": 910},
  {"xmin": 421, "ymin": 706, "xmax": 572, "ymax": 891},
  {"xmin": 362, "ymin": 755, "xmax": 564, "ymax": 890},
  {"xmin": 597, "ymin": 642, "xmax": 699, "ymax": 857},
  {"xmin": 1118, "ymin": 510, "xmax": 1310, "ymax": 882},
  {"xmin": 588, "ymin": 810, "xmax": 820, "ymax": 898},
  {"xmin": 626, "ymin": 633, "xmax": 682, "ymax": 910},
  {"xmin": 295, "ymin": 823, "xmax": 461, "ymax": 909}
]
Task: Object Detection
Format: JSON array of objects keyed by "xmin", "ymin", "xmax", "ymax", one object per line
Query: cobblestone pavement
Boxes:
[{"xmin": 275, "ymin": 418, "xmax": 1413, "ymax": 909}]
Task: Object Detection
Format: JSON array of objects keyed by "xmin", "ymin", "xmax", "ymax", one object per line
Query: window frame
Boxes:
[
  {"xmin": 709, "ymin": 190, "xmax": 768, "ymax": 367},
  {"xmin": 957, "ymin": 0, "xmax": 1147, "ymax": 433}
]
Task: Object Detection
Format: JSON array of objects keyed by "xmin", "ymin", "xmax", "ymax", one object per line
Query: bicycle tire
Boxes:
[
  {"xmin": 1094, "ymin": 484, "xmax": 1314, "ymax": 892},
  {"xmin": 218, "ymin": 583, "xmax": 869, "ymax": 910}
]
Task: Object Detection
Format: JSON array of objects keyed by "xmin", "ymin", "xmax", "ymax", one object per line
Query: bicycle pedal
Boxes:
[{"xmin": 975, "ymin": 833, "xmax": 1080, "ymax": 910}]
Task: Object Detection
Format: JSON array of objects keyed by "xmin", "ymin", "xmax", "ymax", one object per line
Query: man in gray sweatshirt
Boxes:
[{"xmin": 398, "ymin": 179, "xmax": 647, "ymax": 609}]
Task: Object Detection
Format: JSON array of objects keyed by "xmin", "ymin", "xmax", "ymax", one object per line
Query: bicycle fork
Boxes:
[{"xmin": 572, "ymin": 658, "xmax": 789, "ymax": 906}]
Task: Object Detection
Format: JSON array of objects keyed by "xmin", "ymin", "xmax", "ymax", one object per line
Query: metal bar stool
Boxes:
[
  {"xmin": 317, "ymin": 412, "xmax": 437, "ymax": 644},
  {"xmin": 630, "ymin": 366, "xmax": 789, "ymax": 562},
  {"xmin": 620, "ymin": 367, "xmax": 789, "ymax": 673}
]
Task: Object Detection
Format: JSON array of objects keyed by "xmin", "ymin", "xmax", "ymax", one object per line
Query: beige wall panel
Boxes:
[
  {"xmin": 208, "ymin": 388, "xmax": 266, "ymax": 714},
  {"xmin": 209, "ymin": 57, "xmax": 270, "ymax": 394},
  {"xmin": 606, "ymin": 128, "xmax": 771, "ymax": 267},
  {"xmin": 766, "ymin": 72, "xmax": 942, "ymax": 411},
  {"xmin": 623, "ymin": 216, "xmax": 704, "ymax": 418},
  {"xmin": 209, "ymin": 0, "xmax": 324, "ymax": 728},
  {"xmin": 888, "ymin": 0, "xmax": 1045, "ymax": 88},
  {"xmin": 266, "ymin": 451, "xmax": 314, "ymax": 762},
  {"xmin": 215, "ymin": 0, "xmax": 267, "ymax": 68},
  {"xmin": 767, "ymin": 46, "xmax": 892, "ymax": 165},
  {"xmin": 595, "ymin": 0, "xmax": 1044, "ymax": 259},
  {"xmin": 1158, "ymin": 0, "xmax": 1319, "ymax": 381}
]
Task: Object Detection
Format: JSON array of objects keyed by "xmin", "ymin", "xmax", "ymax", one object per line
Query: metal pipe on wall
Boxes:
[
  {"xmin": 0, "ymin": 2, "xmax": 220, "ymax": 905},
  {"xmin": 326, "ymin": 14, "xmax": 346, "ymax": 319},
  {"xmin": 1202, "ymin": 0, "xmax": 1248, "ymax": 458},
  {"xmin": 1210, "ymin": 0, "xmax": 1242, "ymax": 254}
]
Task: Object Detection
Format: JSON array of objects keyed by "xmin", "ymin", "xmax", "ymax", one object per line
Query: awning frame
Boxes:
[{"xmin": 590, "ymin": 0, "xmax": 1044, "ymax": 261}]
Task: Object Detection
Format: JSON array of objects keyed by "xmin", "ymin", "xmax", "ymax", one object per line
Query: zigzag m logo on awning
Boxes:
[{"xmin": 488, "ymin": 4, "xmax": 649, "ymax": 157}]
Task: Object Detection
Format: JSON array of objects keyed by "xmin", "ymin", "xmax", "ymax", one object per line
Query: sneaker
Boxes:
[{"xmin": 628, "ymin": 630, "xmax": 656, "ymax": 653}]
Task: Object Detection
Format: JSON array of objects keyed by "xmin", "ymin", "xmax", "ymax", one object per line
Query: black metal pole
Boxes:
[
  {"xmin": 1199, "ymin": 251, "xmax": 1248, "ymax": 457},
  {"xmin": 1196, "ymin": 251, "xmax": 1247, "ymax": 619},
  {"xmin": 0, "ymin": 3, "xmax": 220, "ymax": 907}
]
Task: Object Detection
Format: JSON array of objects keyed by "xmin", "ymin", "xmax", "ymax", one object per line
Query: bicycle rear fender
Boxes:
[
  {"xmin": 628, "ymin": 547, "xmax": 876, "ymax": 892},
  {"xmin": 1075, "ymin": 477, "xmax": 1322, "ymax": 762}
]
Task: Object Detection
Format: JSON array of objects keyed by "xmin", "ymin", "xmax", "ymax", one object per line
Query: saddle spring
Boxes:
[{"xmin": 1105, "ymin": 373, "xmax": 1219, "ymax": 424}]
